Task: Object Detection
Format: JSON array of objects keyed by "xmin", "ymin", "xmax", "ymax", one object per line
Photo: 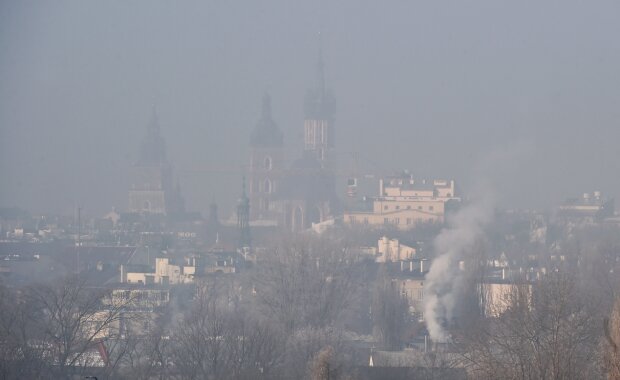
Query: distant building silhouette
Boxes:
[
  {"xmin": 344, "ymin": 174, "xmax": 460, "ymax": 229},
  {"xmin": 303, "ymin": 46, "xmax": 336, "ymax": 168},
  {"xmin": 248, "ymin": 50, "xmax": 339, "ymax": 231},
  {"xmin": 128, "ymin": 107, "xmax": 184, "ymax": 215},
  {"xmin": 248, "ymin": 94, "xmax": 284, "ymax": 223}
]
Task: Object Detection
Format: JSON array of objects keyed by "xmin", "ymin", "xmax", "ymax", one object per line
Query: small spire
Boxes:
[{"xmin": 237, "ymin": 176, "xmax": 251, "ymax": 248}]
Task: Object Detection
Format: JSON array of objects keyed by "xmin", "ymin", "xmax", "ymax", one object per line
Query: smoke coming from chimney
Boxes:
[{"xmin": 423, "ymin": 190, "xmax": 494, "ymax": 342}]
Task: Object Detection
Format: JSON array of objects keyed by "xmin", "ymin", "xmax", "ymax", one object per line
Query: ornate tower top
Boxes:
[{"xmin": 303, "ymin": 42, "xmax": 336, "ymax": 166}]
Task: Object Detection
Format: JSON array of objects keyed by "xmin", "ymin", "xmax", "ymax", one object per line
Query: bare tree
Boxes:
[
  {"xmin": 308, "ymin": 346, "xmax": 342, "ymax": 380},
  {"xmin": 255, "ymin": 234, "xmax": 363, "ymax": 332},
  {"xmin": 371, "ymin": 264, "xmax": 408, "ymax": 350},
  {"xmin": 461, "ymin": 272, "xmax": 600, "ymax": 380},
  {"xmin": 282, "ymin": 326, "xmax": 350, "ymax": 380},
  {"xmin": 604, "ymin": 297, "xmax": 620, "ymax": 380},
  {"xmin": 24, "ymin": 275, "xmax": 135, "ymax": 379},
  {"xmin": 0, "ymin": 281, "xmax": 47, "ymax": 379},
  {"xmin": 170, "ymin": 278, "xmax": 283, "ymax": 380}
]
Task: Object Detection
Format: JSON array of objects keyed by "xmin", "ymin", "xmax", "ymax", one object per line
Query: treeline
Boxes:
[{"xmin": 2, "ymin": 225, "xmax": 620, "ymax": 379}]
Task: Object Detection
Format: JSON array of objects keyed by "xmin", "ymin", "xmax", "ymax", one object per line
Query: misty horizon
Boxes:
[{"xmin": 2, "ymin": 0, "xmax": 620, "ymax": 217}]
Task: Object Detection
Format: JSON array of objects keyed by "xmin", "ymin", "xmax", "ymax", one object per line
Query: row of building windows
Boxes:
[
  {"xmin": 383, "ymin": 217, "xmax": 434, "ymax": 225},
  {"xmin": 348, "ymin": 216, "xmax": 369, "ymax": 224},
  {"xmin": 383, "ymin": 204, "xmax": 435, "ymax": 212},
  {"xmin": 251, "ymin": 179, "xmax": 273, "ymax": 194},
  {"xmin": 347, "ymin": 216, "xmax": 435, "ymax": 225}
]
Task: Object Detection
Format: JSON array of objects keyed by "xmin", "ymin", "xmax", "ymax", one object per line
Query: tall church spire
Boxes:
[
  {"xmin": 303, "ymin": 36, "xmax": 336, "ymax": 166},
  {"xmin": 317, "ymin": 34, "xmax": 326, "ymax": 97},
  {"xmin": 140, "ymin": 106, "xmax": 166, "ymax": 165}
]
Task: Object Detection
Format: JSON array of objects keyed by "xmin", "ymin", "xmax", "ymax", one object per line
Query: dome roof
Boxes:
[{"xmin": 250, "ymin": 94, "xmax": 283, "ymax": 148}]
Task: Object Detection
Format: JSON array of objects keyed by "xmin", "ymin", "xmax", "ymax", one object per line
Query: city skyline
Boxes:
[{"xmin": 2, "ymin": 1, "xmax": 620, "ymax": 216}]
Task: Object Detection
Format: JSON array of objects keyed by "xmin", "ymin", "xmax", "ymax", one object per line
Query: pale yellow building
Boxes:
[
  {"xmin": 377, "ymin": 236, "xmax": 416, "ymax": 262},
  {"xmin": 122, "ymin": 257, "xmax": 196, "ymax": 285},
  {"xmin": 397, "ymin": 277, "xmax": 425, "ymax": 318},
  {"xmin": 481, "ymin": 281, "xmax": 532, "ymax": 318},
  {"xmin": 344, "ymin": 176, "xmax": 459, "ymax": 229}
]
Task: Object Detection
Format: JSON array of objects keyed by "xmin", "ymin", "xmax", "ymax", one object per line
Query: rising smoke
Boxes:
[
  {"xmin": 423, "ymin": 188, "xmax": 495, "ymax": 343},
  {"xmin": 423, "ymin": 141, "xmax": 532, "ymax": 342}
]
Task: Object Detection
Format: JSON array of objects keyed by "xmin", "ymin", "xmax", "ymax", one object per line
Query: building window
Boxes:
[
  {"xmin": 395, "ymin": 205, "xmax": 400, "ymax": 210},
  {"xmin": 264, "ymin": 179, "xmax": 272, "ymax": 194},
  {"xmin": 384, "ymin": 218, "xmax": 389, "ymax": 224},
  {"xmin": 384, "ymin": 205, "xmax": 388, "ymax": 210},
  {"xmin": 264, "ymin": 156, "xmax": 272, "ymax": 171},
  {"xmin": 394, "ymin": 218, "xmax": 400, "ymax": 225},
  {"xmin": 407, "ymin": 205, "xmax": 411, "ymax": 209},
  {"xmin": 418, "ymin": 206, "xmax": 422, "ymax": 210},
  {"xmin": 406, "ymin": 218, "xmax": 412, "ymax": 225},
  {"xmin": 429, "ymin": 206, "xmax": 434, "ymax": 211},
  {"xmin": 364, "ymin": 217, "xmax": 369, "ymax": 224},
  {"xmin": 349, "ymin": 216, "xmax": 356, "ymax": 224}
]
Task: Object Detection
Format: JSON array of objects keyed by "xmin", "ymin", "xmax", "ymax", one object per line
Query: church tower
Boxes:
[
  {"xmin": 303, "ymin": 47, "xmax": 336, "ymax": 168},
  {"xmin": 128, "ymin": 107, "xmax": 182, "ymax": 215},
  {"xmin": 248, "ymin": 94, "xmax": 284, "ymax": 223}
]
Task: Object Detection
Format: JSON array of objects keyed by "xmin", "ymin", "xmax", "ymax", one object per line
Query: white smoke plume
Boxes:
[
  {"xmin": 423, "ymin": 142, "xmax": 532, "ymax": 342},
  {"xmin": 423, "ymin": 189, "xmax": 495, "ymax": 343}
]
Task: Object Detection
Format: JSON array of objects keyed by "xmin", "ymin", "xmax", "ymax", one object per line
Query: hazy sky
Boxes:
[{"xmin": 1, "ymin": 0, "xmax": 620, "ymax": 217}]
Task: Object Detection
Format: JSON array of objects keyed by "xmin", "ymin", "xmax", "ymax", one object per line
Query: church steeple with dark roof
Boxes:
[
  {"xmin": 247, "ymin": 94, "xmax": 284, "ymax": 223},
  {"xmin": 129, "ymin": 105, "xmax": 179, "ymax": 215},
  {"xmin": 250, "ymin": 93, "xmax": 284, "ymax": 148}
]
